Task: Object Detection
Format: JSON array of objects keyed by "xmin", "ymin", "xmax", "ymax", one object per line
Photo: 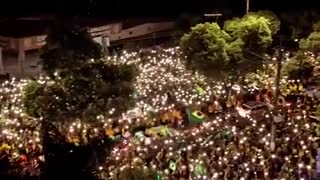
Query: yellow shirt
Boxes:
[{"xmin": 106, "ymin": 128, "xmax": 114, "ymax": 137}]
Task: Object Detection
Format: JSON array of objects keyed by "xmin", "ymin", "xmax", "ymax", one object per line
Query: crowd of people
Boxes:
[
  {"xmin": 99, "ymin": 94, "xmax": 320, "ymax": 180},
  {"xmin": 0, "ymin": 47, "xmax": 319, "ymax": 180},
  {"xmin": 0, "ymin": 79, "xmax": 43, "ymax": 176}
]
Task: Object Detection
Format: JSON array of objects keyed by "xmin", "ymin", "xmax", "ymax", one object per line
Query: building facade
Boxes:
[{"xmin": 0, "ymin": 17, "xmax": 175, "ymax": 77}]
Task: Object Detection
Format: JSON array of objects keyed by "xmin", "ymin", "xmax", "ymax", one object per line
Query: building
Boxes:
[
  {"xmin": 109, "ymin": 21, "xmax": 177, "ymax": 50},
  {"xmin": 0, "ymin": 16, "xmax": 176, "ymax": 78}
]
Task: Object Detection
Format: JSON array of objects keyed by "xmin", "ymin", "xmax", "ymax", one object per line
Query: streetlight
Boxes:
[
  {"xmin": 270, "ymin": 48, "xmax": 283, "ymax": 151},
  {"xmin": 270, "ymin": 35, "xmax": 286, "ymax": 152},
  {"xmin": 0, "ymin": 46, "xmax": 4, "ymax": 74},
  {"xmin": 203, "ymin": 13, "xmax": 223, "ymax": 22},
  {"xmin": 204, "ymin": 13, "xmax": 223, "ymax": 17}
]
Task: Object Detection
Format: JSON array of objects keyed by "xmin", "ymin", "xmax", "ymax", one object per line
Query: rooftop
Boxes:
[
  {"xmin": 122, "ymin": 17, "xmax": 175, "ymax": 29},
  {"xmin": 0, "ymin": 16, "xmax": 175, "ymax": 38},
  {"xmin": 0, "ymin": 16, "xmax": 116, "ymax": 38}
]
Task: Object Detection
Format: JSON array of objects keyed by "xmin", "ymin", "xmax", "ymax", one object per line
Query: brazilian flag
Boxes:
[{"xmin": 186, "ymin": 109, "xmax": 207, "ymax": 124}]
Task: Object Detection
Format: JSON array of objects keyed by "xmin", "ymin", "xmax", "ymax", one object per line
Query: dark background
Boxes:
[{"xmin": 1, "ymin": 0, "xmax": 319, "ymax": 18}]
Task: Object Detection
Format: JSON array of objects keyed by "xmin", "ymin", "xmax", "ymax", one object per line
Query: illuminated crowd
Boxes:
[
  {"xmin": 0, "ymin": 79, "xmax": 42, "ymax": 175},
  {"xmin": 0, "ymin": 47, "xmax": 319, "ymax": 179},
  {"xmin": 99, "ymin": 107, "xmax": 319, "ymax": 179}
]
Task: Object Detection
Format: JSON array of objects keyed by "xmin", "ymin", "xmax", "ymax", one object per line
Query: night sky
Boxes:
[{"xmin": 1, "ymin": 0, "xmax": 319, "ymax": 18}]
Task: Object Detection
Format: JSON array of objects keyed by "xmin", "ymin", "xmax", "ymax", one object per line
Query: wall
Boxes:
[
  {"xmin": 0, "ymin": 36, "xmax": 18, "ymax": 50},
  {"xmin": 88, "ymin": 23, "xmax": 122, "ymax": 38},
  {"xmin": 110, "ymin": 22, "xmax": 175, "ymax": 41},
  {"xmin": 0, "ymin": 22, "xmax": 122, "ymax": 52},
  {"xmin": 0, "ymin": 21, "xmax": 174, "ymax": 52}
]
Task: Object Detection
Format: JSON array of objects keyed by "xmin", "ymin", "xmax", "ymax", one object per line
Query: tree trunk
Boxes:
[
  {"xmin": 40, "ymin": 119, "xmax": 50, "ymax": 179},
  {"xmin": 40, "ymin": 119, "xmax": 70, "ymax": 179}
]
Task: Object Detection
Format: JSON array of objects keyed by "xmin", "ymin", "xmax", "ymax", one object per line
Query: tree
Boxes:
[
  {"xmin": 180, "ymin": 13, "xmax": 276, "ymax": 109},
  {"xmin": 299, "ymin": 21, "xmax": 320, "ymax": 55},
  {"xmin": 248, "ymin": 10, "xmax": 280, "ymax": 35},
  {"xmin": 40, "ymin": 17, "xmax": 102, "ymax": 77},
  {"xmin": 181, "ymin": 13, "xmax": 275, "ymax": 85},
  {"xmin": 180, "ymin": 23, "xmax": 229, "ymax": 81},
  {"xmin": 280, "ymin": 10, "xmax": 320, "ymax": 39},
  {"xmin": 24, "ymin": 17, "xmax": 137, "ymax": 123},
  {"xmin": 225, "ymin": 14, "xmax": 273, "ymax": 60},
  {"xmin": 282, "ymin": 51, "xmax": 315, "ymax": 83},
  {"xmin": 245, "ymin": 63, "xmax": 276, "ymax": 89},
  {"xmin": 285, "ymin": 21, "xmax": 320, "ymax": 86},
  {"xmin": 23, "ymin": 62, "xmax": 137, "ymax": 123},
  {"xmin": 22, "ymin": 17, "xmax": 138, "ymax": 179}
]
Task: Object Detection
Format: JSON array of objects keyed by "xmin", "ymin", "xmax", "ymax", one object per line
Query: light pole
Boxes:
[
  {"xmin": 270, "ymin": 48, "xmax": 283, "ymax": 151},
  {"xmin": 203, "ymin": 13, "xmax": 223, "ymax": 22},
  {"xmin": 0, "ymin": 47, "xmax": 3, "ymax": 74},
  {"xmin": 246, "ymin": 0, "xmax": 250, "ymax": 14},
  {"xmin": 244, "ymin": 36, "xmax": 285, "ymax": 152},
  {"xmin": 270, "ymin": 35, "xmax": 285, "ymax": 151}
]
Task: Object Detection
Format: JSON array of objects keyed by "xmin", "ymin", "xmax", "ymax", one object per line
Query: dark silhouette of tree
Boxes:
[{"xmin": 22, "ymin": 16, "xmax": 138, "ymax": 179}]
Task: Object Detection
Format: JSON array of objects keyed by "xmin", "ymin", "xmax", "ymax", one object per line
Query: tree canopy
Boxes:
[
  {"xmin": 180, "ymin": 13, "xmax": 275, "ymax": 83},
  {"xmin": 280, "ymin": 10, "xmax": 320, "ymax": 39},
  {"xmin": 285, "ymin": 20, "xmax": 320, "ymax": 84},
  {"xmin": 40, "ymin": 18, "xmax": 103, "ymax": 77},
  {"xmin": 23, "ymin": 62, "xmax": 137, "ymax": 123},
  {"xmin": 180, "ymin": 23, "xmax": 229, "ymax": 80},
  {"xmin": 299, "ymin": 21, "xmax": 320, "ymax": 54},
  {"xmin": 23, "ymin": 19, "xmax": 138, "ymax": 123},
  {"xmin": 282, "ymin": 51, "xmax": 315, "ymax": 81},
  {"xmin": 248, "ymin": 10, "xmax": 280, "ymax": 35},
  {"xmin": 225, "ymin": 14, "xmax": 273, "ymax": 76}
]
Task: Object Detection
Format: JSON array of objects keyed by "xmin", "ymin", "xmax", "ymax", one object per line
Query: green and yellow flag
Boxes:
[
  {"xmin": 195, "ymin": 85, "xmax": 205, "ymax": 96},
  {"xmin": 186, "ymin": 109, "xmax": 207, "ymax": 124},
  {"xmin": 194, "ymin": 163, "xmax": 207, "ymax": 176}
]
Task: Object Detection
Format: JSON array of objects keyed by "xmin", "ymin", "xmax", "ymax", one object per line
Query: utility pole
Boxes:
[
  {"xmin": 0, "ymin": 47, "xmax": 4, "ymax": 74},
  {"xmin": 246, "ymin": 0, "xmax": 250, "ymax": 14},
  {"xmin": 244, "ymin": 35, "xmax": 284, "ymax": 152},
  {"xmin": 270, "ymin": 36, "xmax": 284, "ymax": 152},
  {"xmin": 102, "ymin": 36, "xmax": 110, "ymax": 56},
  {"xmin": 18, "ymin": 39, "xmax": 25, "ymax": 77}
]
